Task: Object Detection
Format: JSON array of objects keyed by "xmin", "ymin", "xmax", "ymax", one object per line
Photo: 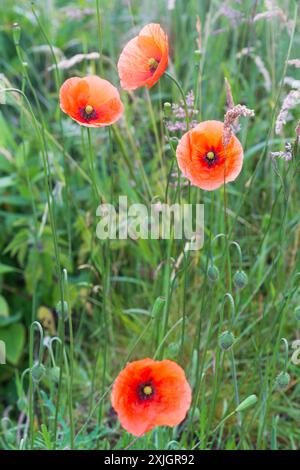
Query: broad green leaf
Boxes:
[{"xmin": 0, "ymin": 323, "xmax": 25, "ymax": 365}]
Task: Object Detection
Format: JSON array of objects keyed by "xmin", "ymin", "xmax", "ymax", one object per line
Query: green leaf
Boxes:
[
  {"xmin": 0, "ymin": 323, "xmax": 25, "ymax": 365},
  {"xmin": 0, "ymin": 295, "xmax": 9, "ymax": 317},
  {"xmin": 0, "ymin": 263, "xmax": 20, "ymax": 274}
]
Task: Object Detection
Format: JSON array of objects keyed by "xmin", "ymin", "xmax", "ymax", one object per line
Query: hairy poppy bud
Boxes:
[
  {"xmin": 56, "ymin": 300, "xmax": 68, "ymax": 321},
  {"xmin": 12, "ymin": 22, "xmax": 21, "ymax": 45},
  {"xmin": 233, "ymin": 270, "xmax": 248, "ymax": 289},
  {"xmin": 294, "ymin": 306, "xmax": 300, "ymax": 321},
  {"xmin": 207, "ymin": 264, "xmax": 219, "ymax": 282},
  {"xmin": 235, "ymin": 394, "xmax": 257, "ymax": 412},
  {"xmin": 164, "ymin": 102, "xmax": 172, "ymax": 117},
  {"xmin": 4, "ymin": 429, "xmax": 15, "ymax": 445},
  {"xmin": 219, "ymin": 330, "xmax": 235, "ymax": 350},
  {"xmin": 17, "ymin": 397, "xmax": 28, "ymax": 412},
  {"xmin": 31, "ymin": 363, "xmax": 46, "ymax": 383},
  {"xmin": 275, "ymin": 371, "xmax": 290, "ymax": 390},
  {"xmin": 49, "ymin": 366, "xmax": 60, "ymax": 383},
  {"xmin": 168, "ymin": 342, "xmax": 180, "ymax": 357}
]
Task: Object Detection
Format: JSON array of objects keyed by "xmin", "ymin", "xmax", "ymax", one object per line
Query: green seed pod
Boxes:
[
  {"xmin": 4, "ymin": 429, "xmax": 15, "ymax": 445},
  {"xmin": 49, "ymin": 366, "xmax": 61, "ymax": 383},
  {"xmin": 12, "ymin": 22, "xmax": 21, "ymax": 45},
  {"xmin": 275, "ymin": 371, "xmax": 290, "ymax": 391},
  {"xmin": 219, "ymin": 330, "xmax": 235, "ymax": 351},
  {"xmin": 31, "ymin": 363, "xmax": 46, "ymax": 383},
  {"xmin": 168, "ymin": 342, "xmax": 180, "ymax": 357},
  {"xmin": 17, "ymin": 396, "xmax": 28, "ymax": 412},
  {"xmin": 233, "ymin": 270, "xmax": 248, "ymax": 289},
  {"xmin": 56, "ymin": 300, "xmax": 68, "ymax": 321},
  {"xmin": 207, "ymin": 264, "xmax": 219, "ymax": 282},
  {"xmin": 235, "ymin": 394, "xmax": 257, "ymax": 412},
  {"xmin": 294, "ymin": 306, "xmax": 300, "ymax": 321},
  {"xmin": 163, "ymin": 102, "xmax": 172, "ymax": 118}
]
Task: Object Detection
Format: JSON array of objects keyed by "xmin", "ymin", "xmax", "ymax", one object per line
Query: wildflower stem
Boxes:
[
  {"xmin": 230, "ymin": 349, "xmax": 241, "ymax": 426},
  {"xmin": 145, "ymin": 89, "xmax": 166, "ymax": 180},
  {"xmin": 63, "ymin": 269, "xmax": 75, "ymax": 449},
  {"xmin": 87, "ymin": 128, "xmax": 101, "ymax": 202}
]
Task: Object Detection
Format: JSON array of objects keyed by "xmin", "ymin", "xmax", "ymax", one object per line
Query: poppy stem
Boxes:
[
  {"xmin": 145, "ymin": 89, "xmax": 166, "ymax": 182},
  {"xmin": 86, "ymin": 128, "xmax": 102, "ymax": 202},
  {"xmin": 63, "ymin": 269, "xmax": 75, "ymax": 449}
]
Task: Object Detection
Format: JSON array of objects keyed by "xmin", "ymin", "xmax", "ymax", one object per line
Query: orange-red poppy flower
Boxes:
[
  {"xmin": 117, "ymin": 23, "xmax": 169, "ymax": 90},
  {"xmin": 111, "ymin": 358, "xmax": 192, "ymax": 436},
  {"xmin": 59, "ymin": 75, "xmax": 123, "ymax": 127},
  {"xmin": 176, "ymin": 120, "xmax": 244, "ymax": 191}
]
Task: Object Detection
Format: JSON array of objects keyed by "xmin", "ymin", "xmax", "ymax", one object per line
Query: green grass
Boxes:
[{"xmin": 0, "ymin": 0, "xmax": 300, "ymax": 450}]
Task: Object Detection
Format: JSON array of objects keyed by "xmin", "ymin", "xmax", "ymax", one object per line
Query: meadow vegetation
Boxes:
[{"xmin": 0, "ymin": 0, "xmax": 300, "ymax": 450}]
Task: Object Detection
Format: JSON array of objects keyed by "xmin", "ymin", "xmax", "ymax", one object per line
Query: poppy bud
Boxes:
[
  {"xmin": 4, "ymin": 429, "xmax": 15, "ymax": 445},
  {"xmin": 207, "ymin": 264, "xmax": 219, "ymax": 282},
  {"xmin": 56, "ymin": 300, "xmax": 68, "ymax": 321},
  {"xmin": 12, "ymin": 22, "xmax": 21, "ymax": 45},
  {"xmin": 31, "ymin": 363, "xmax": 46, "ymax": 383},
  {"xmin": 294, "ymin": 306, "xmax": 300, "ymax": 321},
  {"xmin": 235, "ymin": 394, "xmax": 257, "ymax": 412},
  {"xmin": 49, "ymin": 366, "xmax": 60, "ymax": 383},
  {"xmin": 17, "ymin": 396, "xmax": 28, "ymax": 412},
  {"xmin": 219, "ymin": 330, "xmax": 235, "ymax": 350},
  {"xmin": 168, "ymin": 342, "xmax": 180, "ymax": 357},
  {"xmin": 233, "ymin": 270, "xmax": 248, "ymax": 289},
  {"xmin": 164, "ymin": 102, "xmax": 172, "ymax": 118},
  {"xmin": 275, "ymin": 371, "xmax": 290, "ymax": 390}
]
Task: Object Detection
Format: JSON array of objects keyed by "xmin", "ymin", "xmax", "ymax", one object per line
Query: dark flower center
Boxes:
[
  {"xmin": 149, "ymin": 58, "xmax": 159, "ymax": 73},
  {"xmin": 80, "ymin": 104, "xmax": 97, "ymax": 121},
  {"xmin": 138, "ymin": 381, "xmax": 155, "ymax": 400},
  {"xmin": 204, "ymin": 150, "xmax": 218, "ymax": 167}
]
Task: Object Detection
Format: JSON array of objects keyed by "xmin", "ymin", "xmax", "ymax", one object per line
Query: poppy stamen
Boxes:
[
  {"xmin": 143, "ymin": 385, "xmax": 153, "ymax": 395},
  {"xmin": 80, "ymin": 104, "xmax": 97, "ymax": 121},
  {"xmin": 205, "ymin": 150, "xmax": 218, "ymax": 166},
  {"xmin": 149, "ymin": 58, "xmax": 159, "ymax": 73},
  {"xmin": 85, "ymin": 105, "xmax": 94, "ymax": 115},
  {"xmin": 138, "ymin": 382, "xmax": 155, "ymax": 400}
]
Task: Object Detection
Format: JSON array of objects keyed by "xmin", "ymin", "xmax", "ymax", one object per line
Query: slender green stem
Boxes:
[
  {"xmin": 95, "ymin": 0, "xmax": 104, "ymax": 75},
  {"xmin": 63, "ymin": 269, "xmax": 74, "ymax": 449}
]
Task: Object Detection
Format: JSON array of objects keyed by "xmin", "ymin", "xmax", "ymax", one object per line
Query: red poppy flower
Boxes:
[
  {"xmin": 59, "ymin": 75, "xmax": 123, "ymax": 127},
  {"xmin": 176, "ymin": 120, "xmax": 244, "ymax": 191},
  {"xmin": 111, "ymin": 358, "xmax": 192, "ymax": 436},
  {"xmin": 117, "ymin": 23, "xmax": 169, "ymax": 91}
]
